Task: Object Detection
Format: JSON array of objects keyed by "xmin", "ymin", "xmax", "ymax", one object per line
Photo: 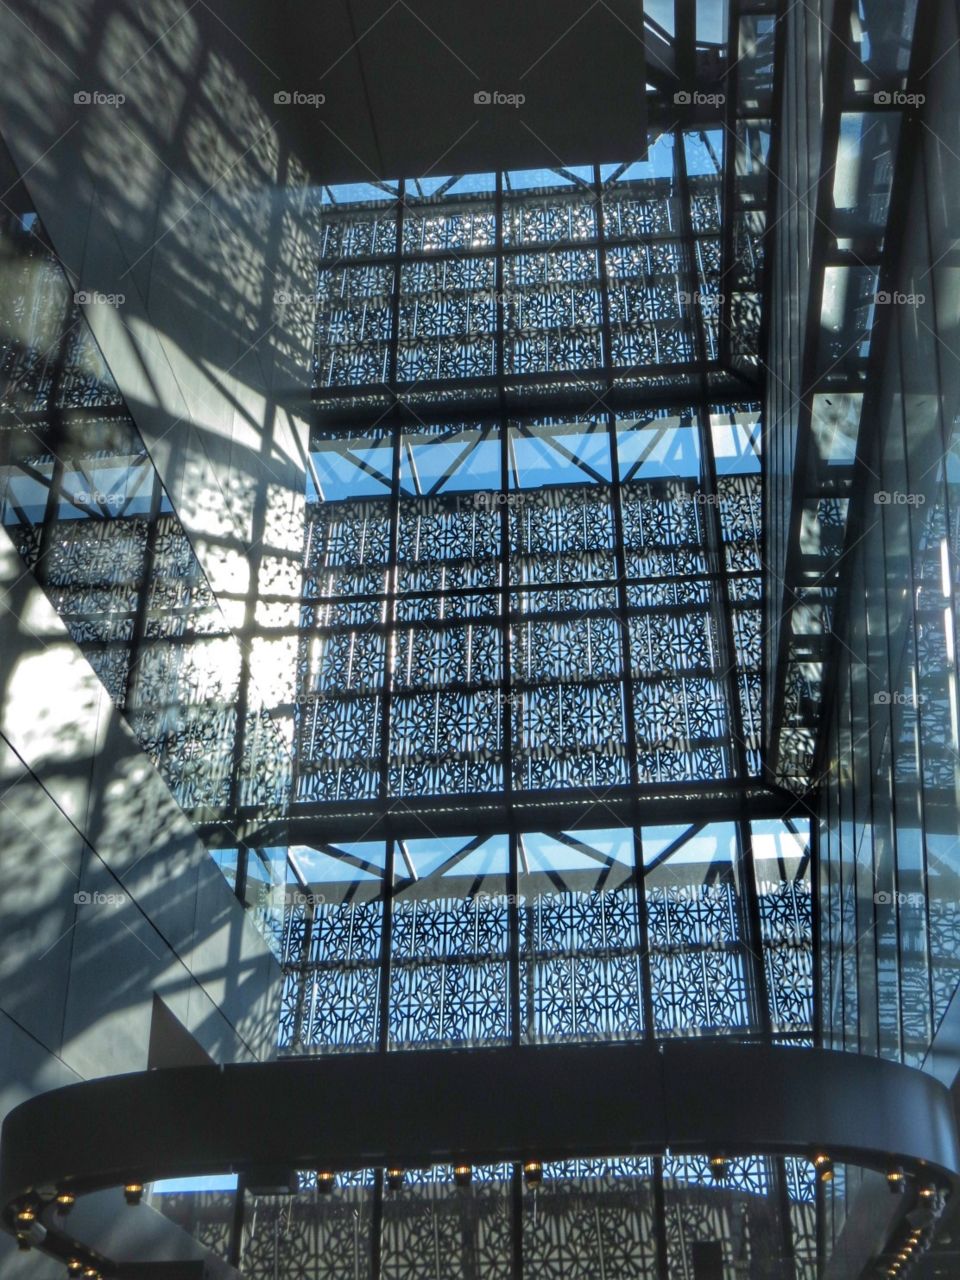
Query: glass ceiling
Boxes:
[{"xmin": 298, "ymin": 124, "xmax": 771, "ymax": 820}]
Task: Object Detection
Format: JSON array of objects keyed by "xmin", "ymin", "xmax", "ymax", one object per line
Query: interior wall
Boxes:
[
  {"xmin": 815, "ymin": 0, "xmax": 960, "ymax": 1266},
  {"xmin": 0, "ymin": 0, "xmax": 321, "ymax": 799},
  {"xmin": 0, "ymin": 523, "xmax": 281, "ymax": 1275}
]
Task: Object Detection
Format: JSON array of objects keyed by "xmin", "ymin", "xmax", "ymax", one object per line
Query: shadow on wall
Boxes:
[
  {"xmin": 0, "ymin": 527, "xmax": 282, "ymax": 1084},
  {"xmin": 0, "ymin": 0, "xmax": 325, "ymax": 805}
]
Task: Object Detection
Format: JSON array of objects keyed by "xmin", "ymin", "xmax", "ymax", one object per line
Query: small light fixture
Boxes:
[
  {"xmin": 709, "ymin": 1155, "xmax": 728, "ymax": 1182},
  {"xmin": 813, "ymin": 1153, "xmax": 833, "ymax": 1183},
  {"xmin": 897, "ymin": 1251, "xmax": 910, "ymax": 1262},
  {"xmin": 82, "ymin": 1269, "xmax": 100, "ymax": 1280},
  {"xmin": 918, "ymin": 1181, "xmax": 937, "ymax": 1202},
  {"xmin": 454, "ymin": 1165, "xmax": 473, "ymax": 1187},
  {"xmin": 15, "ymin": 1202, "xmax": 37, "ymax": 1226},
  {"xmin": 123, "ymin": 1182, "xmax": 144, "ymax": 1206},
  {"xmin": 522, "ymin": 1160, "xmax": 542, "ymax": 1187},
  {"xmin": 386, "ymin": 1168, "xmax": 404, "ymax": 1192},
  {"xmin": 55, "ymin": 1190, "xmax": 76, "ymax": 1214},
  {"xmin": 887, "ymin": 1166, "xmax": 907, "ymax": 1194},
  {"xmin": 316, "ymin": 1170, "xmax": 336, "ymax": 1194},
  {"xmin": 67, "ymin": 1262, "xmax": 84, "ymax": 1279}
]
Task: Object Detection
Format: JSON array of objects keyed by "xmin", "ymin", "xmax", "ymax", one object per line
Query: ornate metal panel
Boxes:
[
  {"xmin": 522, "ymin": 1160, "xmax": 659, "ymax": 1280},
  {"xmin": 521, "ymin": 887, "xmax": 645, "ymax": 1043},
  {"xmin": 388, "ymin": 838, "xmax": 511, "ymax": 1049},
  {"xmin": 380, "ymin": 1166, "xmax": 513, "ymax": 1280},
  {"xmin": 242, "ymin": 1175, "xmax": 376, "ymax": 1280},
  {"xmin": 279, "ymin": 895, "xmax": 384, "ymax": 1054},
  {"xmin": 503, "ymin": 185, "xmax": 598, "ymax": 247},
  {"xmin": 643, "ymin": 823, "xmax": 756, "ymax": 1037},
  {"xmin": 508, "ymin": 484, "xmax": 617, "ymax": 587},
  {"xmin": 397, "ymin": 257, "xmax": 498, "ymax": 383},
  {"xmin": 403, "ymin": 201, "xmax": 498, "ymax": 255},
  {"xmin": 758, "ymin": 880, "xmax": 815, "ymax": 1033},
  {"xmin": 149, "ymin": 1190, "xmax": 234, "ymax": 1264},
  {"xmin": 662, "ymin": 1155, "xmax": 786, "ymax": 1280}
]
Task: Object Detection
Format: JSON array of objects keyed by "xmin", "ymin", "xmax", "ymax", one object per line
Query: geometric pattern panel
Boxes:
[
  {"xmin": 646, "ymin": 883, "xmax": 753, "ymax": 1035},
  {"xmin": 242, "ymin": 1182, "xmax": 375, "ymax": 1280},
  {"xmin": 522, "ymin": 1164, "xmax": 659, "ymax": 1279},
  {"xmin": 275, "ymin": 820, "xmax": 811, "ymax": 1062},
  {"xmin": 297, "ymin": 407, "xmax": 764, "ymax": 802},
  {"xmin": 314, "ymin": 139, "xmax": 721, "ymax": 400},
  {"xmin": 521, "ymin": 888, "xmax": 645, "ymax": 1043},
  {"xmin": 758, "ymin": 881, "xmax": 815, "ymax": 1033},
  {"xmin": 381, "ymin": 1170, "xmax": 513, "ymax": 1280},
  {"xmin": 279, "ymin": 899, "xmax": 383, "ymax": 1053},
  {"xmin": 389, "ymin": 895, "xmax": 511, "ymax": 1048}
]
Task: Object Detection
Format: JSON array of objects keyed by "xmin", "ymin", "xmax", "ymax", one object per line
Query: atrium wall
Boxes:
[
  {"xmin": 0, "ymin": 0, "xmax": 319, "ymax": 800},
  {"xmin": 798, "ymin": 0, "xmax": 960, "ymax": 1269},
  {"xmin": 816, "ymin": 0, "xmax": 960, "ymax": 1084},
  {"xmin": 0, "ymin": 525, "xmax": 281, "ymax": 1279}
]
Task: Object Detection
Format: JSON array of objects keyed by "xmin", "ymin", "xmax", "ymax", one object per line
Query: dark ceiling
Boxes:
[{"xmin": 265, "ymin": 0, "xmax": 649, "ymax": 181}]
